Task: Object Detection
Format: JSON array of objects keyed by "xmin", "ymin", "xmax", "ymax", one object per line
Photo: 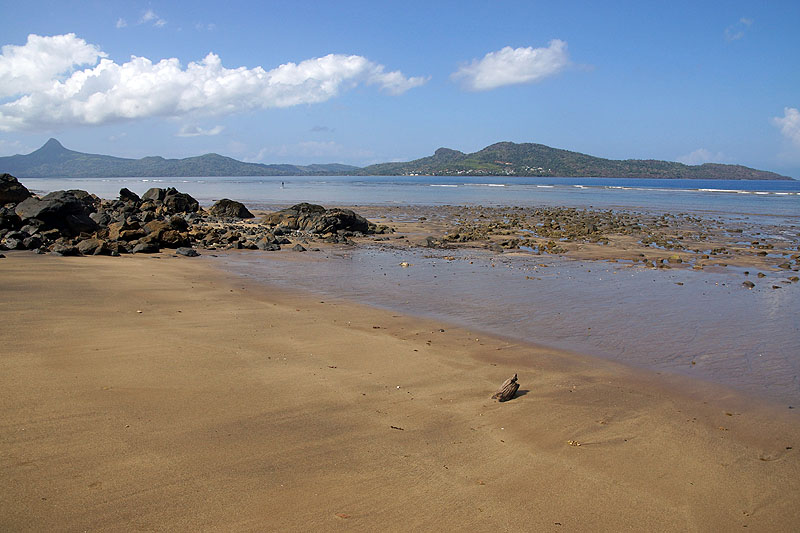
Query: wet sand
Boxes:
[{"xmin": 2, "ymin": 252, "xmax": 799, "ymax": 531}]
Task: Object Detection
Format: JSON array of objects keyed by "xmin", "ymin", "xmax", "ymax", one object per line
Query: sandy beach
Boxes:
[{"xmin": 1, "ymin": 251, "xmax": 799, "ymax": 531}]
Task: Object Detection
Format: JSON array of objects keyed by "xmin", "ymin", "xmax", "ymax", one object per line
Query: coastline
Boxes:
[{"xmin": 2, "ymin": 252, "xmax": 799, "ymax": 531}]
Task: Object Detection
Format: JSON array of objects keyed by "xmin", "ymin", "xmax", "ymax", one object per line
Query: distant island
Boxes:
[{"xmin": 0, "ymin": 138, "xmax": 792, "ymax": 180}]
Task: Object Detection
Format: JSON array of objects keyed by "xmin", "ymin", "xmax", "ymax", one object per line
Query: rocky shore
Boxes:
[
  {"xmin": 2, "ymin": 172, "xmax": 798, "ymax": 283},
  {"xmin": 0, "ymin": 173, "xmax": 389, "ymax": 258}
]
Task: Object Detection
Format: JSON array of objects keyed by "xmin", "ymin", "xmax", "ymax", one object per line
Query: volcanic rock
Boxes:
[
  {"xmin": 209, "ymin": 199, "xmax": 254, "ymax": 219},
  {"xmin": 0, "ymin": 174, "xmax": 31, "ymax": 205},
  {"xmin": 262, "ymin": 203, "xmax": 375, "ymax": 234}
]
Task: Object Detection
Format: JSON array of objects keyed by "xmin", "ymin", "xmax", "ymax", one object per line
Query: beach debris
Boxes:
[
  {"xmin": 334, "ymin": 513, "xmax": 351, "ymax": 519},
  {"xmin": 399, "ymin": 261, "xmax": 411, "ymax": 267},
  {"xmin": 567, "ymin": 440, "xmax": 582, "ymax": 446},
  {"xmin": 491, "ymin": 373, "xmax": 519, "ymax": 402},
  {"xmin": 390, "ymin": 425, "xmax": 404, "ymax": 431},
  {"xmin": 176, "ymin": 247, "xmax": 200, "ymax": 257}
]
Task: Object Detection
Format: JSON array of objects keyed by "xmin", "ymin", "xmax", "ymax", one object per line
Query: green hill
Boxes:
[
  {"xmin": 0, "ymin": 139, "xmax": 792, "ymax": 180},
  {"xmin": 0, "ymin": 139, "xmax": 360, "ymax": 178},
  {"xmin": 360, "ymin": 142, "xmax": 792, "ymax": 180}
]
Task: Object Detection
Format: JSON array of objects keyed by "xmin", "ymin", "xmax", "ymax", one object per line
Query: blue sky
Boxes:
[{"xmin": 1, "ymin": 0, "xmax": 799, "ymax": 177}]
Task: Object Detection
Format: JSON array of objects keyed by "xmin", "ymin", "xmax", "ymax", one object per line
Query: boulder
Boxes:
[
  {"xmin": 132, "ymin": 242, "xmax": 160, "ymax": 254},
  {"xmin": 119, "ymin": 188, "xmax": 140, "ymax": 203},
  {"xmin": 0, "ymin": 174, "xmax": 31, "ymax": 205},
  {"xmin": 50, "ymin": 242, "xmax": 79, "ymax": 256},
  {"xmin": 163, "ymin": 188, "xmax": 199, "ymax": 213},
  {"xmin": 262, "ymin": 203, "xmax": 375, "ymax": 234},
  {"xmin": 142, "ymin": 188, "xmax": 167, "ymax": 202},
  {"xmin": 15, "ymin": 190, "xmax": 98, "ymax": 236},
  {"xmin": 209, "ymin": 198, "xmax": 254, "ymax": 219},
  {"xmin": 76, "ymin": 238, "xmax": 109, "ymax": 256}
]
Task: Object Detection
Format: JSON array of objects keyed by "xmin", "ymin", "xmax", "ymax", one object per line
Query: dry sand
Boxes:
[{"xmin": 1, "ymin": 252, "xmax": 799, "ymax": 531}]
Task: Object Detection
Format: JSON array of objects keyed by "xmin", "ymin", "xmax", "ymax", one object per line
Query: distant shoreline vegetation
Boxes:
[{"xmin": 0, "ymin": 138, "xmax": 793, "ymax": 181}]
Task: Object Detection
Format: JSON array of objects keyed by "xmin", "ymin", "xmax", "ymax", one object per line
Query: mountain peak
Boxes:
[{"xmin": 33, "ymin": 138, "xmax": 68, "ymax": 155}]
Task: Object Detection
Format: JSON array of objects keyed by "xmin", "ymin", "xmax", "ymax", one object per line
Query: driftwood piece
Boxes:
[{"xmin": 491, "ymin": 373, "xmax": 519, "ymax": 402}]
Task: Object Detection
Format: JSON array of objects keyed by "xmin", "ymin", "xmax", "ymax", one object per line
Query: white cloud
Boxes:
[
  {"xmin": 724, "ymin": 17, "xmax": 753, "ymax": 41},
  {"xmin": 0, "ymin": 33, "xmax": 427, "ymax": 131},
  {"xmin": 140, "ymin": 9, "xmax": 166, "ymax": 27},
  {"xmin": 116, "ymin": 18, "xmax": 127, "ymax": 29},
  {"xmin": 772, "ymin": 107, "xmax": 800, "ymax": 148},
  {"xmin": 451, "ymin": 40, "xmax": 569, "ymax": 91},
  {"xmin": 177, "ymin": 124, "xmax": 224, "ymax": 137},
  {"xmin": 677, "ymin": 148, "xmax": 726, "ymax": 165},
  {"xmin": 0, "ymin": 33, "xmax": 106, "ymax": 99}
]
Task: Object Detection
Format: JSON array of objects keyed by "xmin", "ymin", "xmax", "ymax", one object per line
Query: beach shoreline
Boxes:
[{"xmin": 2, "ymin": 252, "xmax": 799, "ymax": 531}]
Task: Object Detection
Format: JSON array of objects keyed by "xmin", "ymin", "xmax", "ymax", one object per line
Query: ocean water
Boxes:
[
  {"xmin": 19, "ymin": 175, "xmax": 800, "ymax": 405},
  {"xmin": 20, "ymin": 175, "xmax": 800, "ymax": 223}
]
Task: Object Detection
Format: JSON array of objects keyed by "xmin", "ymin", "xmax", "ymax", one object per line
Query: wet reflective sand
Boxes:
[{"xmin": 215, "ymin": 245, "xmax": 800, "ymax": 407}]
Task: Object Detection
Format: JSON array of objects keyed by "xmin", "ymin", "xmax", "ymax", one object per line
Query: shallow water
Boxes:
[
  {"xmin": 20, "ymin": 175, "xmax": 800, "ymax": 224},
  {"xmin": 215, "ymin": 246, "xmax": 800, "ymax": 406}
]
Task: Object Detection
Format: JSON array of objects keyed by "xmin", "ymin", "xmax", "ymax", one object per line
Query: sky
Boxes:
[{"xmin": 0, "ymin": 0, "xmax": 799, "ymax": 177}]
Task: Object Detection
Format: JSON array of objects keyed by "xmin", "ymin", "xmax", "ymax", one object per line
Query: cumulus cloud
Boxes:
[
  {"xmin": 116, "ymin": 18, "xmax": 127, "ymax": 29},
  {"xmin": 0, "ymin": 33, "xmax": 106, "ymax": 99},
  {"xmin": 451, "ymin": 40, "xmax": 569, "ymax": 91},
  {"xmin": 0, "ymin": 33, "xmax": 427, "ymax": 131},
  {"xmin": 677, "ymin": 148, "xmax": 726, "ymax": 165},
  {"xmin": 177, "ymin": 124, "xmax": 224, "ymax": 137},
  {"xmin": 772, "ymin": 107, "xmax": 800, "ymax": 148},
  {"xmin": 724, "ymin": 17, "xmax": 753, "ymax": 41}
]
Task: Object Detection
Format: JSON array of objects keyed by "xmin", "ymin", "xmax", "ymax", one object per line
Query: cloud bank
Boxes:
[
  {"xmin": 773, "ymin": 107, "xmax": 800, "ymax": 148},
  {"xmin": 0, "ymin": 34, "xmax": 427, "ymax": 131},
  {"xmin": 451, "ymin": 40, "xmax": 569, "ymax": 91}
]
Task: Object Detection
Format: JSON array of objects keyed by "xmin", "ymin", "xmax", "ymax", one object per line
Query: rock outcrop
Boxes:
[
  {"xmin": 0, "ymin": 176, "xmax": 381, "ymax": 257},
  {"xmin": 209, "ymin": 198, "xmax": 254, "ymax": 219},
  {"xmin": 262, "ymin": 203, "xmax": 375, "ymax": 235},
  {"xmin": 0, "ymin": 173, "xmax": 31, "ymax": 205}
]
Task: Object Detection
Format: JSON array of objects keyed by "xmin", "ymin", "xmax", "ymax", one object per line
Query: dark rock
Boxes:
[
  {"xmin": 19, "ymin": 223, "xmax": 41, "ymax": 236},
  {"xmin": 142, "ymin": 188, "xmax": 167, "ymax": 202},
  {"xmin": 50, "ymin": 243, "xmax": 79, "ymax": 256},
  {"xmin": 0, "ymin": 253, "xmax": 4, "ymax": 258},
  {"xmin": 143, "ymin": 220, "xmax": 189, "ymax": 248},
  {"xmin": 168, "ymin": 215, "xmax": 189, "ymax": 231},
  {"xmin": 22, "ymin": 236, "xmax": 43, "ymax": 250},
  {"xmin": 256, "ymin": 237, "xmax": 281, "ymax": 251},
  {"xmin": 176, "ymin": 247, "xmax": 200, "ymax": 257},
  {"xmin": 1, "ymin": 236, "xmax": 23, "ymax": 250},
  {"xmin": 163, "ymin": 188, "xmax": 199, "ymax": 213},
  {"xmin": 132, "ymin": 242, "xmax": 160, "ymax": 254},
  {"xmin": 119, "ymin": 188, "xmax": 140, "ymax": 203},
  {"xmin": 262, "ymin": 203, "xmax": 375, "ymax": 235},
  {"xmin": 0, "ymin": 174, "xmax": 31, "ymax": 205},
  {"xmin": 209, "ymin": 199, "xmax": 254, "ymax": 219},
  {"xmin": 89, "ymin": 211, "xmax": 112, "ymax": 226},
  {"xmin": 291, "ymin": 244, "xmax": 307, "ymax": 252},
  {"xmin": 0, "ymin": 206, "xmax": 21, "ymax": 230},
  {"xmin": 15, "ymin": 190, "xmax": 98, "ymax": 236},
  {"xmin": 742, "ymin": 280, "xmax": 755, "ymax": 289},
  {"xmin": 76, "ymin": 238, "xmax": 108, "ymax": 255}
]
